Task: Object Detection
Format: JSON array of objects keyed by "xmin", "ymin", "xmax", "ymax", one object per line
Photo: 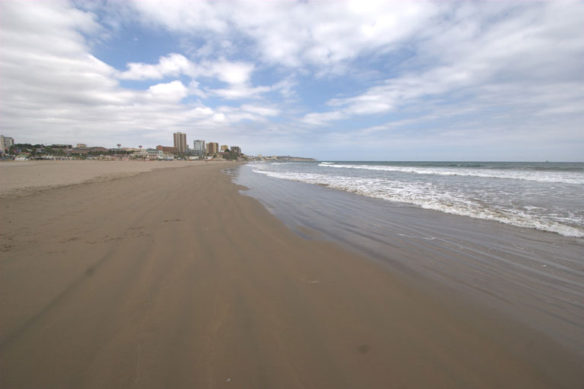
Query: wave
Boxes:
[
  {"xmin": 317, "ymin": 163, "xmax": 584, "ymax": 185},
  {"xmin": 252, "ymin": 167, "xmax": 584, "ymax": 238}
]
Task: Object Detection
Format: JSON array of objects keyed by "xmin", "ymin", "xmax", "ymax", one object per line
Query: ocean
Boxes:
[
  {"xmin": 248, "ymin": 161, "xmax": 584, "ymax": 238},
  {"xmin": 234, "ymin": 160, "xmax": 584, "ymax": 355}
]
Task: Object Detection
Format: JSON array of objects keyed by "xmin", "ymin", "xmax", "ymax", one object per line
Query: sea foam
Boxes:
[
  {"xmin": 252, "ymin": 163, "xmax": 584, "ymax": 238},
  {"xmin": 317, "ymin": 163, "xmax": 584, "ymax": 185}
]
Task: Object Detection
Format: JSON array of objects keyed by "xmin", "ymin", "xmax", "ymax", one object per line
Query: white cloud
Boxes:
[
  {"xmin": 208, "ymin": 60, "xmax": 254, "ymax": 85},
  {"xmin": 129, "ymin": 0, "xmax": 229, "ymax": 34},
  {"xmin": 119, "ymin": 54, "xmax": 255, "ymax": 86},
  {"xmin": 271, "ymin": 76, "xmax": 297, "ymax": 99},
  {"xmin": 145, "ymin": 80, "xmax": 188, "ymax": 102},
  {"xmin": 118, "ymin": 54, "xmax": 266, "ymax": 99},
  {"xmin": 210, "ymin": 85, "xmax": 271, "ymax": 100},
  {"xmin": 301, "ymin": 1, "xmax": 584, "ymax": 127},
  {"xmin": 0, "ymin": 1, "xmax": 124, "ymax": 130},
  {"xmin": 212, "ymin": 113, "xmax": 226, "ymax": 122},
  {"xmin": 118, "ymin": 53, "xmax": 194, "ymax": 80},
  {"xmin": 240, "ymin": 105, "xmax": 279, "ymax": 117},
  {"xmin": 212, "ymin": 104, "xmax": 280, "ymax": 124},
  {"xmin": 128, "ymin": 0, "xmax": 438, "ymax": 70},
  {"xmin": 301, "ymin": 111, "xmax": 347, "ymax": 126},
  {"xmin": 0, "ymin": 1, "xmax": 277, "ymax": 148}
]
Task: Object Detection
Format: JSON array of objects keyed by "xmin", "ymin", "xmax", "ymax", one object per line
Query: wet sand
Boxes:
[
  {"xmin": 236, "ymin": 164, "xmax": 584, "ymax": 356},
  {"xmin": 1, "ymin": 162, "xmax": 582, "ymax": 388}
]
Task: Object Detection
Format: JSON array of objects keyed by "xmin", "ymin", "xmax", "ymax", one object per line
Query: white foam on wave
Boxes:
[
  {"xmin": 318, "ymin": 163, "xmax": 584, "ymax": 185},
  {"xmin": 252, "ymin": 167, "xmax": 584, "ymax": 238}
]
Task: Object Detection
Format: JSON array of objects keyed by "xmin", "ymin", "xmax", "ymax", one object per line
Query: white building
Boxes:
[
  {"xmin": 0, "ymin": 135, "xmax": 14, "ymax": 154},
  {"xmin": 193, "ymin": 139, "xmax": 206, "ymax": 157}
]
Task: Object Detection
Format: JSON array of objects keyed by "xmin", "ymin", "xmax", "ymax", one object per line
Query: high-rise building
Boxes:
[
  {"xmin": 193, "ymin": 140, "xmax": 206, "ymax": 157},
  {"xmin": 173, "ymin": 132, "xmax": 187, "ymax": 153},
  {"xmin": 231, "ymin": 146, "xmax": 242, "ymax": 156},
  {"xmin": 206, "ymin": 142, "xmax": 219, "ymax": 155},
  {"xmin": 0, "ymin": 135, "xmax": 14, "ymax": 154},
  {"xmin": 220, "ymin": 145, "xmax": 229, "ymax": 152}
]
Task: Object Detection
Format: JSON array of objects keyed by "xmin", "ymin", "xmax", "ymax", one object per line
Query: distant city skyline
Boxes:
[
  {"xmin": 1, "ymin": 133, "xmax": 247, "ymax": 161},
  {"xmin": 0, "ymin": 1, "xmax": 583, "ymax": 161}
]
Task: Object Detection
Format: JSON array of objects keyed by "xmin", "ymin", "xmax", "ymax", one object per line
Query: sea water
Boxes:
[{"xmin": 250, "ymin": 161, "xmax": 584, "ymax": 238}]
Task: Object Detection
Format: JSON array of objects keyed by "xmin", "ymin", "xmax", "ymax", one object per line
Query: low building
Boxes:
[
  {"xmin": 146, "ymin": 148, "xmax": 162, "ymax": 159},
  {"xmin": 220, "ymin": 145, "xmax": 229, "ymax": 152},
  {"xmin": 231, "ymin": 146, "xmax": 242, "ymax": 156},
  {"xmin": 145, "ymin": 149, "xmax": 172, "ymax": 160},
  {"xmin": 156, "ymin": 145, "xmax": 178, "ymax": 154}
]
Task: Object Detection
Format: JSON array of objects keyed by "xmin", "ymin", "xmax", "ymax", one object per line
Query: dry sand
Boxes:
[
  {"xmin": 0, "ymin": 160, "xmax": 197, "ymax": 197},
  {"xmin": 0, "ymin": 162, "xmax": 582, "ymax": 388}
]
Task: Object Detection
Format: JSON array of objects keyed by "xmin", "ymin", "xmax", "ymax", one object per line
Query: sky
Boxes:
[{"xmin": 0, "ymin": 0, "xmax": 583, "ymax": 161}]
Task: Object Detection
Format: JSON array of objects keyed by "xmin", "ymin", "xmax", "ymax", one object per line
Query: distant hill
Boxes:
[
  {"xmin": 274, "ymin": 156, "xmax": 316, "ymax": 162},
  {"xmin": 254, "ymin": 155, "xmax": 316, "ymax": 162}
]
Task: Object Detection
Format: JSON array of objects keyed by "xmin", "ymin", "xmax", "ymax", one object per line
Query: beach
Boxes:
[
  {"xmin": 0, "ymin": 160, "xmax": 196, "ymax": 197},
  {"xmin": 1, "ymin": 161, "xmax": 582, "ymax": 388},
  {"xmin": 237, "ymin": 162, "xmax": 584, "ymax": 355}
]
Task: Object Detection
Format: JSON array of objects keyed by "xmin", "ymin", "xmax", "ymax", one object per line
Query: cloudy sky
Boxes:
[{"xmin": 1, "ymin": 0, "xmax": 583, "ymax": 160}]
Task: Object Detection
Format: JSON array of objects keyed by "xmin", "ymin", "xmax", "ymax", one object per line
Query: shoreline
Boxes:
[
  {"xmin": 1, "ymin": 162, "xmax": 582, "ymax": 388},
  {"xmin": 236, "ymin": 164, "xmax": 584, "ymax": 356}
]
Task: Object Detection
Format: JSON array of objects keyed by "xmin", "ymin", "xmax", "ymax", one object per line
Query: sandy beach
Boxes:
[
  {"xmin": 1, "ymin": 161, "xmax": 582, "ymax": 388},
  {"xmin": 0, "ymin": 160, "xmax": 197, "ymax": 197}
]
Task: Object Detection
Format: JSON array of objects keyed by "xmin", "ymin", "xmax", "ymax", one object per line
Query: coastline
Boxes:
[
  {"xmin": 236, "ymin": 164, "xmax": 584, "ymax": 356},
  {"xmin": 1, "ymin": 162, "xmax": 582, "ymax": 388}
]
